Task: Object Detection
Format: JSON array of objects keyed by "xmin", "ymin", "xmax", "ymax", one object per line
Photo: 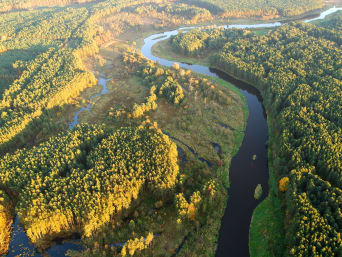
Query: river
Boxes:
[
  {"xmin": 142, "ymin": 27, "xmax": 269, "ymax": 257},
  {"xmin": 6, "ymin": 6, "xmax": 342, "ymax": 257}
]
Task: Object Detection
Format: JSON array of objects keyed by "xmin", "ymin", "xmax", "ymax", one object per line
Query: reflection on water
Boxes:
[
  {"xmin": 7, "ymin": 217, "xmax": 40, "ymax": 257},
  {"xmin": 7, "ymin": 217, "xmax": 82, "ymax": 257}
]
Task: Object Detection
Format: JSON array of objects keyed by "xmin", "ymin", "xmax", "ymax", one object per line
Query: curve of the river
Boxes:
[
  {"xmin": 142, "ymin": 28, "xmax": 268, "ymax": 257},
  {"xmin": 7, "ymin": 6, "xmax": 342, "ymax": 257}
]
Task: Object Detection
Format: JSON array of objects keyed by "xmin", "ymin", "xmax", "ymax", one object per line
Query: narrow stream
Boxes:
[
  {"xmin": 6, "ymin": 6, "xmax": 341, "ymax": 257},
  {"xmin": 6, "ymin": 78, "xmax": 110, "ymax": 257},
  {"xmin": 69, "ymin": 77, "xmax": 109, "ymax": 130}
]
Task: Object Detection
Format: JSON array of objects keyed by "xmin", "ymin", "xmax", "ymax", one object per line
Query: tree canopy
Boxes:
[{"xmin": 0, "ymin": 123, "xmax": 179, "ymax": 247}]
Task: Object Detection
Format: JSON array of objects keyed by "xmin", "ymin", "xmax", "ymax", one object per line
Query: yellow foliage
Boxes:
[
  {"xmin": 176, "ymin": 191, "xmax": 202, "ymax": 221},
  {"xmin": 121, "ymin": 232, "xmax": 154, "ymax": 256},
  {"xmin": 0, "ymin": 191, "xmax": 12, "ymax": 255},
  {"xmin": 121, "ymin": 245, "xmax": 127, "ymax": 257},
  {"xmin": 188, "ymin": 203, "xmax": 196, "ymax": 221},
  {"xmin": 203, "ymin": 179, "xmax": 217, "ymax": 198},
  {"xmin": 0, "ymin": 125, "xmax": 179, "ymax": 245},
  {"xmin": 279, "ymin": 177, "xmax": 290, "ymax": 192}
]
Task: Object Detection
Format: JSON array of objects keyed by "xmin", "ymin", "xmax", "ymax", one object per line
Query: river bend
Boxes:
[{"xmin": 6, "ymin": 6, "xmax": 342, "ymax": 257}]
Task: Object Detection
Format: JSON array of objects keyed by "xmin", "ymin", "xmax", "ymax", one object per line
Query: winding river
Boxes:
[
  {"xmin": 142, "ymin": 28, "xmax": 269, "ymax": 257},
  {"xmin": 6, "ymin": 6, "xmax": 342, "ymax": 257}
]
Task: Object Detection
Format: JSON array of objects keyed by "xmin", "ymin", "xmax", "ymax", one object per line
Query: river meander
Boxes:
[
  {"xmin": 142, "ymin": 30, "xmax": 268, "ymax": 257},
  {"xmin": 7, "ymin": 6, "xmax": 342, "ymax": 257}
]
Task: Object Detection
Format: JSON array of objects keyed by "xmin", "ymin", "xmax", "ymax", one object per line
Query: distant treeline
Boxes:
[
  {"xmin": 181, "ymin": 0, "xmax": 324, "ymax": 18},
  {"xmin": 0, "ymin": 0, "xmax": 95, "ymax": 12},
  {"xmin": 0, "ymin": 0, "xmax": 325, "ymax": 18}
]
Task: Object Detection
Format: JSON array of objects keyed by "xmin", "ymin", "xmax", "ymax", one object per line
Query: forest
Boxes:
[
  {"xmin": 0, "ymin": 190, "xmax": 12, "ymax": 254},
  {"xmin": 0, "ymin": 123, "xmax": 179, "ymax": 248},
  {"xmin": 0, "ymin": 48, "xmax": 96, "ymax": 152},
  {"xmin": 0, "ymin": 0, "xmax": 248, "ymax": 253},
  {"xmin": 0, "ymin": 0, "xmax": 339, "ymax": 256},
  {"xmin": 170, "ymin": 13, "xmax": 342, "ymax": 257},
  {"xmin": 182, "ymin": 0, "xmax": 324, "ymax": 18},
  {"xmin": 0, "ymin": 0, "xmax": 327, "ymax": 17},
  {"xmin": 0, "ymin": 0, "xmax": 94, "ymax": 12}
]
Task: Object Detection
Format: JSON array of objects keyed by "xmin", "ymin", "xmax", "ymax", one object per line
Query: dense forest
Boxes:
[
  {"xmin": 170, "ymin": 28, "xmax": 246, "ymax": 56},
  {"xmin": 0, "ymin": 190, "xmax": 12, "ymax": 254},
  {"xmin": 0, "ymin": 117, "xmax": 242, "ymax": 256},
  {"xmin": 171, "ymin": 13, "xmax": 342, "ymax": 256},
  {"xmin": 0, "ymin": 48, "xmax": 96, "ymax": 152},
  {"xmin": 0, "ymin": 0, "xmax": 339, "ymax": 256},
  {"xmin": 183, "ymin": 0, "xmax": 324, "ymax": 18},
  {"xmin": 0, "ymin": 123, "xmax": 179, "ymax": 248}
]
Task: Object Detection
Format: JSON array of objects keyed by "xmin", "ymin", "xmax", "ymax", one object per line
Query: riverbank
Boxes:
[
  {"xmin": 249, "ymin": 114, "xmax": 285, "ymax": 257},
  {"xmin": 150, "ymin": 32, "xmax": 281, "ymax": 257},
  {"xmin": 140, "ymin": 25, "xmax": 271, "ymax": 257}
]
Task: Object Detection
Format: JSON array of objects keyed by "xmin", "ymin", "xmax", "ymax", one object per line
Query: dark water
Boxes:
[
  {"xmin": 7, "ymin": 217, "xmax": 82, "ymax": 257},
  {"xmin": 6, "ymin": 6, "xmax": 341, "ymax": 256},
  {"xmin": 212, "ymin": 69, "xmax": 268, "ymax": 257},
  {"xmin": 141, "ymin": 31, "xmax": 268, "ymax": 257}
]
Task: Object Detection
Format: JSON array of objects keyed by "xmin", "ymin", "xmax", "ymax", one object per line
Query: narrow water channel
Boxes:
[
  {"xmin": 213, "ymin": 70, "xmax": 268, "ymax": 257},
  {"xmin": 6, "ymin": 6, "xmax": 342, "ymax": 257},
  {"xmin": 69, "ymin": 77, "xmax": 109, "ymax": 130},
  {"xmin": 6, "ymin": 78, "xmax": 110, "ymax": 257}
]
